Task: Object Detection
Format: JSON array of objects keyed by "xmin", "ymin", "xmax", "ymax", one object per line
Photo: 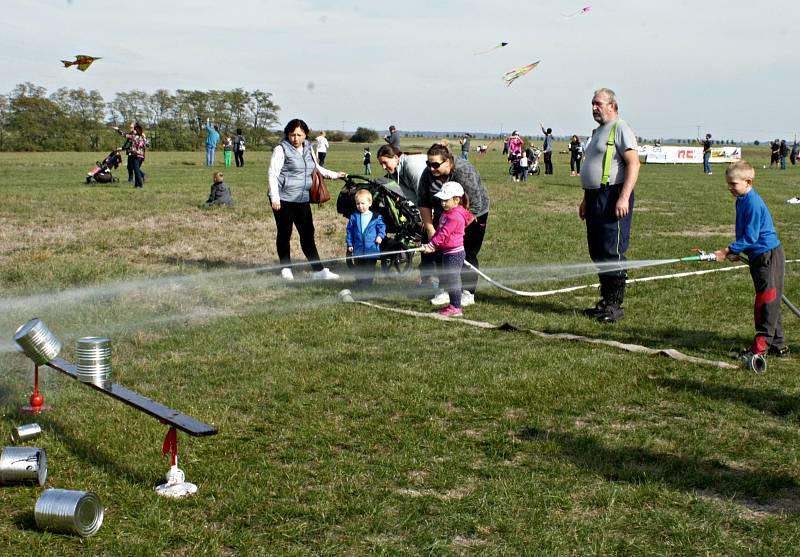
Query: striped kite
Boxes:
[
  {"xmin": 562, "ymin": 5, "xmax": 591, "ymax": 18},
  {"xmin": 502, "ymin": 61, "xmax": 540, "ymax": 87},
  {"xmin": 61, "ymin": 55, "xmax": 101, "ymax": 72},
  {"xmin": 475, "ymin": 42, "xmax": 509, "ymax": 55}
]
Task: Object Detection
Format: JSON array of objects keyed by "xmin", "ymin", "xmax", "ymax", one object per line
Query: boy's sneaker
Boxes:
[
  {"xmin": 437, "ymin": 305, "xmax": 463, "ymax": 318},
  {"xmin": 430, "ymin": 290, "xmax": 450, "ymax": 306},
  {"xmin": 280, "ymin": 268, "xmax": 294, "ymax": 280},
  {"xmin": 461, "ymin": 290, "xmax": 475, "ymax": 306},
  {"xmin": 597, "ymin": 303, "xmax": 624, "ymax": 323},
  {"xmin": 768, "ymin": 345, "xmax": 790, "ymax": 358},
  {"xmin": 312, "ymin": 268, "xmax": 340, "ymax": 280}
]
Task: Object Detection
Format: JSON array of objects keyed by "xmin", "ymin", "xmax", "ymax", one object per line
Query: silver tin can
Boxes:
[
  {"xmin": 0, "ymin": 446, "xmax": 47, "ymax": 486},
  {"xmin": 11, "ymin": 423, "xmax": 42, "ymax": 443},
  {"xmin": 13, "ymin": 318, "xmax": 62, "ymax": 366},
  {"xmin": 35, "ymin": 489, "xmax": 103, "ymax": 537},
  {"xmin": 75, "ymin": 337, "xmax": 112, "ymax": 389}
]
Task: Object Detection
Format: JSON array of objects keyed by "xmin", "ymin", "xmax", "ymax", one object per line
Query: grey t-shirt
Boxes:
[{"xmin": 580, "ymin": 118, "xmax": 637, "ymax": 189}]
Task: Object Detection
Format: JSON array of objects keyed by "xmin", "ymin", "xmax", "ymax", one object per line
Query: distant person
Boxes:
[
  {"xmin": 459, "ymin": 133, "xmax": 471, "ymax": 161},
  {"xmin": 315, "ymin": 131, "xmax": 329, "ymax": 166},
  {"xmin": 205, "ymin": 119, "xmax": 220, "ymax": 166},
  {"xmin": 779, "ymin": 139, "xmax": 789, "ymax": 170},
  {"xmin": 363, "ymin": 147, "xmax": 372, "ymax": 175},
  {"xmin": 417, "ymin": 143, "xmax": 490, "ymax": 307},
  {"xmin": 234, "ymin": 129, "xmax": 245, "ymax": 167},
  {"xmin": 376, "ymin": 144, "xmax": 426, "ymax": 205},
  {"xmin": 714, "ymin": 160, "xmax": 787, "ymax": 361},
  {"xmin": 268, "ymin": 118, "xmax": 348, "ymax": 281},
  {"xmin": 697, "ymin": 133, "xmax": 713, "ymax": 175},
  {"xmin": 507, "ymin": 131, "xmax": 523, "ymax": 157},
  {"xmin": 113, "ymin": 121, "xmax": 145, "ymax": 184},
  {"xmin": 791, "ymin": 136, "xmax": 799, "ymax": 166},
  {"xmin": 120, "ymin": 122, "xmax": 148, "ymax": 189},
  {"xmin": 540, "ymin": 122, "xmax": 553, "ymax": 174},
  {"xmin": 568, "ymin": 134, "xmax": 582, "ymax": 176},
  {"xmin": 223, "ymin": 136, "xmax": 233, "ymax": 168},
  {"xmin": 579, "ymin": 88, "xmax": 640, "ymax": 323},
  {"xmin": 770, "ymin": 139, "xmax": 780, "ymax": 169},
  {"xmin": 384, "ymin": 125, "xmax": 401, "ymax": 151},
  {"xmin": 346, "ymin": 189, "xmax": 386, "ymax": 288},
  {"xmin": 422, "ymin": 181, "xmax": 474, "ymax": 318},
  {"xmin": 206, "ymin": 171, "xmax": 233, "ymax": 207},
  {"xmin": 502, "ymin": 137, "xmax": 509, "ymax": 155}
]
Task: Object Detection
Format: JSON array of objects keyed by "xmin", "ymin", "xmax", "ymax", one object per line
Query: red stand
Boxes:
[{"xmin": 21, "ymin": 364, "xmax": 50, "ymax": 414}]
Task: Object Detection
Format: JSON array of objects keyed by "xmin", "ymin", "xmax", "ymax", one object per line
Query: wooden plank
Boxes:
[{"xmin": 46, "ymin": 357, "xmax": 217, "ymax": 437}]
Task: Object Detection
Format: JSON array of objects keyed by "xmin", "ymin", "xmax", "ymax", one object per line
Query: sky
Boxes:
[{"xmin": 2, "ymin": 0, "xmax": 799, "ymax": 141}]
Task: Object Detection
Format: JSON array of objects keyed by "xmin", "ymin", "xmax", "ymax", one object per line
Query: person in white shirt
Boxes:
[{"xmin": 315, "ymin": 131, "xmax": 329, "ymax": 166}]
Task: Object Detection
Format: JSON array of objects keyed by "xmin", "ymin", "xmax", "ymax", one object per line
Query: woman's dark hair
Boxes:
[
  {"xmin": 133, "ymin": 122, "xmax": 143, "ymax": 135},
  {"xmin": 426, "ymin": 143, "xmax": 455, "ymax": 165},
  {"xmin": 283, "ymin": 119, "xmax": 310, "ymax": 139},
  {"xmin": 377, "ymin": 144, "xmax": 401, "ymax": 159},
  {"xmin": 236, "ymin": 128, "xmax": 242, "ymax": 135}
]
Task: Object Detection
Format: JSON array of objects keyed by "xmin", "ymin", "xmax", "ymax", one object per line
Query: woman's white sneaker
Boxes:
[
  {"xmin": 312, "ymin": 268, "xmax": 340, "ymax": 280},
  {"xmin": 281, "ymin": 268, "xmax": 294, "ymax": 280},
  {"xmin": 430, "ymin": 290, "xmax": 450, "ymax": 306}
]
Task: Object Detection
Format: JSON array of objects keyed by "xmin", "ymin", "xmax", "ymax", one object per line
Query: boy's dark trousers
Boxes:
[
  {"xmin": 748, "ymin": 245, "xmax": 785, "ymax": 354},
  {"xmin": 354, "ymin": 257, "xmax": 377, "ymax": 288}
]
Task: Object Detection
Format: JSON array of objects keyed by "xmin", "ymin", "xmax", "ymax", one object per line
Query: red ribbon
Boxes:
[{"xmin": 162, "ymin": 427, "xmax": 178, "ymax": 466}]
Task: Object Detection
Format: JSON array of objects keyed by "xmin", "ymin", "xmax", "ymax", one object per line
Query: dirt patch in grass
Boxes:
[
  {"xmin": 660, "ymin": 224, "xmax": 732, "ymax": 237},
  {"xmin": 696, "ymin": 488, "xmax": 800, "ymax": 518}
]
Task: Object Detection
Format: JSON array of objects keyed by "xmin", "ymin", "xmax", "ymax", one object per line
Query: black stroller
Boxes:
[
  {"xmin": 86, "ymin": 149, "xmax": 123, "ymax": 184},
  {"xmin": 336, "ymin": 175, "xmax": 422, "ymax": 274}
]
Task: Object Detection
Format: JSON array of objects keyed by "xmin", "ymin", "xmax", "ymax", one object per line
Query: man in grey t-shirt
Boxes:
[{"xmin": 578, "ymin": 88, "xmax": 641, "ymax": 322}]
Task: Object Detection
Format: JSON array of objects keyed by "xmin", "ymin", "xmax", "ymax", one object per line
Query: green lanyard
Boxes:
[{"xmin": 601, "ymin": 121, "xmax": 619, "ymax": 186}]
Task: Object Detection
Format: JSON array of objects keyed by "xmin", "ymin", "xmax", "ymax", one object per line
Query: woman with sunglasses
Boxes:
[{"xmin": 417, "ymin": 143, "xmax": 490, "ymax": 307}]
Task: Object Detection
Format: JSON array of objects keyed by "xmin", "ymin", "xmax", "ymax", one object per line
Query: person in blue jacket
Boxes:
[
  {"xmin": 714, "ymin": 160, "xmax": 788, "ymax": 363},
  {"xmin": 205, "ymin": 118, "xmax": 220, "ymax": 166},
  {"xmin": 346, "ymin": 189, "xmax": 386, "ymax": 287}
]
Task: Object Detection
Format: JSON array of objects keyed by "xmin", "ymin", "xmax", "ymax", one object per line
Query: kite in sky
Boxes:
[
  {"xmin": 502, "ymin": 61, "xmax": 540, "ymax": 87},
  {"xmin": 475, "ymin": 42, "xmax": 509, "ymax": 55},
  {"xmin": 61, "ymin": 55, "xmax": 101, "ymax": 72},
  {"xmin": 562, "ymin": 5, "xmax": 592, "ymax": 18}
]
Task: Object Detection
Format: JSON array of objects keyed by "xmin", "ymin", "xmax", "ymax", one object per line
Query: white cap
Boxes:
[{"xmin": 434, "ymin": 181, "xmax": 464, "ymax": 200}]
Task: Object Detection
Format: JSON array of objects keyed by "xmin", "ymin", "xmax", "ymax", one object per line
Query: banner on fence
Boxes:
[{"xmin": 638, "ymin": 145, "xmax": 742, "ymax": 164}]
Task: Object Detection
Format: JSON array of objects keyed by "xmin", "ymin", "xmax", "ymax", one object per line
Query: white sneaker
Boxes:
[
  {"xmin": 312, "ymin": 267, "xmax": 340, "ymax": 280},
  {"xmin": 461, "ymin": 290, "xmax": 475, "ymax": 306},
  {"xmin": 430, "ymin": 290, "xmax": 450, "ymax": 306},
  {"xmin": 281, "ymin": 268, "xmax": 294, "ymax": 280}
]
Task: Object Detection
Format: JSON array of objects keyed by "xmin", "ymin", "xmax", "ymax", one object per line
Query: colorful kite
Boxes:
[
  {"xmin": 502, "ymin": 61, "xmax": 540, "ymax": 87},
  {"xmin": 475, "ymin": 42, "xmax": 509, "ymax": 55},
  {"xmin": 562, "ymin": 5, "xmax": 591, "ymax": 18},
  {"xmin": 61, "ymin": 55, "xmax": 101, "ymax": 72}
]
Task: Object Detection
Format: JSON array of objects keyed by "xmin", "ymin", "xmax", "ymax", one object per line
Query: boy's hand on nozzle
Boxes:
[
  {"xmin": 347, "ymin": 246, "xmax": 353, "ymax": 253},
  {"xmin": 714, "ymin": 247, "xmax": 736, "ymax": 262},
  {"xmin": 375, "ymin": 237, "xmax": 382, "ymax": 245}
]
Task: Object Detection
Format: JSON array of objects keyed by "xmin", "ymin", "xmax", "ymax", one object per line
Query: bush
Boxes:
[{"xmin": 349, "ymin": 127, "xmax": 378, "ymax": 143}]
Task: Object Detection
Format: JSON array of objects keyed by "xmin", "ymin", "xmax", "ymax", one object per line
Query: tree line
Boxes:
[{"xmin": 0, "ymin": 82, "xmax": 281, "ymax": 152}]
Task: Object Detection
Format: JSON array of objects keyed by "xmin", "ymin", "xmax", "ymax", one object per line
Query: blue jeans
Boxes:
[
  {"xmin": 132, "ymin": 156, "xmax": 144, "ymax": 188},
  {"xmin": 780, "ymin": 156, "xmax": 786, "ymax": 170},
  {"xmin": 206, "ymin": 145, "xmax": 216, "ymax": 166},
  {"xmin": 461, "ymin": 151, "xmax": 469, "ymax": 161},
  {"xmin": 520, "ymin": 167, "xmax": 529, "ymax": 181},
  {"xmin": 703, "ymin": 151, "xmax": 711, "ymax": 174}
]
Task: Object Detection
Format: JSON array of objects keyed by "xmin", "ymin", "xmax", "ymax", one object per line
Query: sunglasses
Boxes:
[{"xmin": 426, "ymin": 160, "xmax": 447, "ymax": 169}]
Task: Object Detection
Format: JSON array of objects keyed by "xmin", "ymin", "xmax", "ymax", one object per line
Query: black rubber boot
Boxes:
[{"xmin": 597, "ymin": 276, "xmax": 626, "ymax": 323}]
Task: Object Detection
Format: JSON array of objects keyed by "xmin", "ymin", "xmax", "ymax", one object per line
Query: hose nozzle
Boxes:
[{"xmin": 680, "ymin": 250, "xmax": 716, "ymax": 263}]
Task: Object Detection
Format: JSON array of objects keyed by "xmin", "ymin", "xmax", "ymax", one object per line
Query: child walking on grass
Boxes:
[
  {"xmin": 422, "ymin": 181, "xmax": 474, "ymax": 317},
  {"xmin": 363, "ymin": 147, "xmax": 372, "ymax": 175},
  {"xmin": 223, "ymin": 137, "xmax": 233, "ymax": 168},
  {"xmin": 346, "ymin": 189, "xmax": 386, "ymax": 287},
  {"xmin": 714, "ymin": 160, "xmax": 788, "ymax": 365}
]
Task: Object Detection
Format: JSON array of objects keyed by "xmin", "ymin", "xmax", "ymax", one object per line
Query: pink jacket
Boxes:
[{"xmin": 428, "ymin": 205, "xmax": 474, "ymax": 255}]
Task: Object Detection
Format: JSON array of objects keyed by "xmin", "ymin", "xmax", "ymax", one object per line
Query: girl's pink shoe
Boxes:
[{"xmin": 437, "ymin": 305, "xmax": 463, "ymax": 317}]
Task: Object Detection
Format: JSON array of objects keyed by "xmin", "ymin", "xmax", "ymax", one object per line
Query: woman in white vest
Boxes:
[{"xmin": 268, "ymin": 118, "xmax": 347, "ymax": 280}]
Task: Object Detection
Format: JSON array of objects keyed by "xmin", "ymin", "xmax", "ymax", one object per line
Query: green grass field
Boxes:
[{"xmin": 1, "ymin": 142, "xmax": 799, "ymax": 555}]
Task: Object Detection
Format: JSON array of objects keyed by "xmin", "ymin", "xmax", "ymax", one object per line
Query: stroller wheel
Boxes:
[{"xmin": 380, "ymin": 251, "xmax": 414, "ymax": 275}]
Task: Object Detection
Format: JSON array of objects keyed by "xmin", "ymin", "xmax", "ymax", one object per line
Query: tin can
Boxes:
[
  {"xmin": 75, "ymin": 337, "xmax": 112, "ymax": 389},
  {"xmin": 0, "ymin": 446, "xmax": 47, "ymax": 486},
  {"xmin": 35, "ymin": 489, "xmax": 103, "ymax": 537},
  {"xmin": 11, "ymin": 423, "xmax": 42, "ymax": 443},
  {"xmin": 13, "ymin": 318, "xmax": 62, "ymax": 366}
]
